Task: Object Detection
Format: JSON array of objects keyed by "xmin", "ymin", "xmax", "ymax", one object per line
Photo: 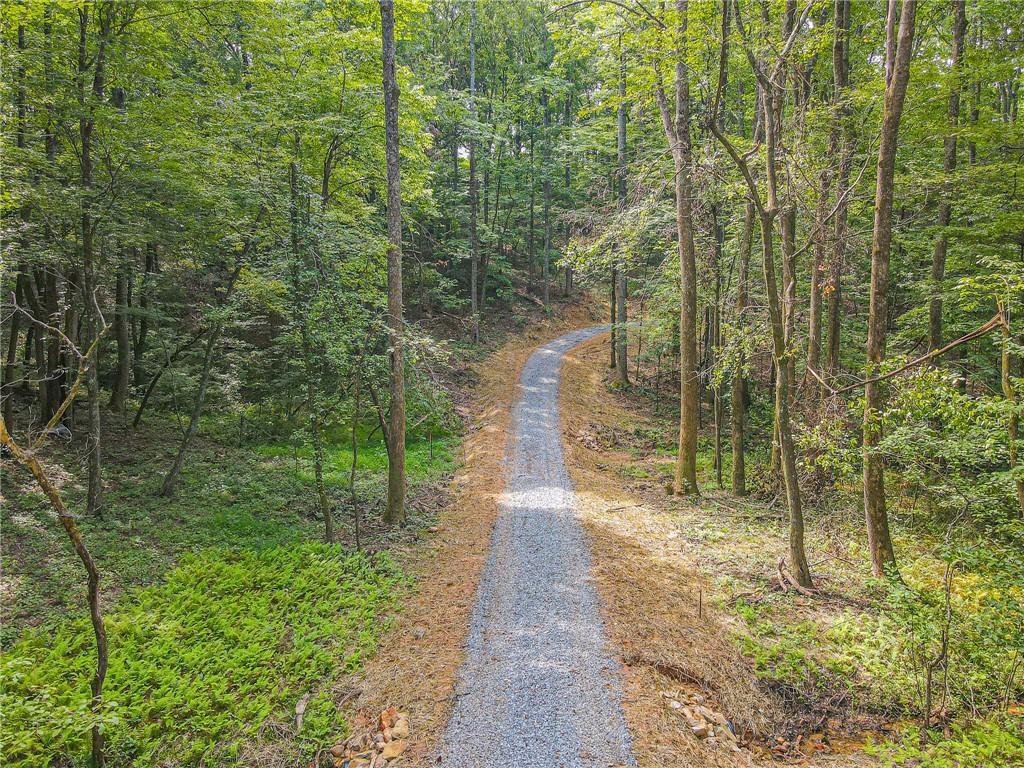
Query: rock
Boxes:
[
  {"xmin": 331, "ymin": 744, "xmax": 346, "ymax": 758},
  {"xmin": 379, "ymin": 707, "xmax": 399, "ymax": 731},
  {"xmin": 380, "ymin": 740, "xmax": 407, "ymax": 760},
  {"xmin": 668, "ymin": 700, "xmax": 683, "ymax": 710},
  {"xmin": 391, "ymin": 718, "xmax": 410, "ymax": 739},
  {"xmin": 412, "ymin": 627, "xmax": 426, "ymax": 640},
  {"xmin": 681, "ymin": 707, "xmax": 695, "ymax": 720},
  {"xmin": 711, "ymin": 712, "xmax": 730, "ymax": 729},
  {"xmin": 691, "ymin": 694, "xmax": 706, "ymax": 705},
  {"xmin": 691, "ymin": 723, "xmax": 710, "ymax": 738}
]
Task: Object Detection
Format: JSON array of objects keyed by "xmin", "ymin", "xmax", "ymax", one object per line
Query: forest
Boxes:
[{"xmin": 1, "ymin": 1, "xmax": 1022, "ymax": 767}]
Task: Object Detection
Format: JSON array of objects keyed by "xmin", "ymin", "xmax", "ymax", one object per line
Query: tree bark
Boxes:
[
  {"xmin": 1001, "ymin": 315, "xmax": 1024, "ymax": 517},
  {"xmin": 863, "ymin": 0, "xmax": 917, "ymax": 579},
  {"xmin": 542, "ymin": 90, "xmax": 551, "ymax": 307},
  {"xmin": 732, "ymin": 202, "xmax": 754, "ymax": 497},
  {"xmin": 615, "ymin": 47, "xmax": 629, "ymax": 386},
  {"xmin": 656, "ymin": 0, "xmax": 699, "ymax": 495},
  {"xmin": 109, "ymin": 256, "xmax": 131, "ymax": 411},
  {"xmin": 928, "ymin": 0, "xmax": 966, "ymax": 355},
  {"xmin": 468, "ymin": 0, "xmax": 479, "ymax": 342},
  {"xmin": 133, "ymin": 244, "xmax": 155, "ymax": 388},
  {"xmin": 825, "ymin": 0, "xmax": 852, "ymax": 386},
  {"xmin": 381, "ymin": 0, "xmax": 407, "ymax": 525},
  {"xmin": 78, "ymin": 3, "xmax": 110, "ymax": 521}
]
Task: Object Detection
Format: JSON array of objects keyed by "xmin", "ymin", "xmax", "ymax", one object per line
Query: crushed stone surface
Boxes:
[{"xmin": 436, "ymin": 326, "xmax": 635, "ymax": 768}]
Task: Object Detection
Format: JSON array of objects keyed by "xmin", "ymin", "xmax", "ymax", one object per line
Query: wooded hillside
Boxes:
[{"xmin": 1, "ymin": 1, "xmax": 1021, "ymax": 767}]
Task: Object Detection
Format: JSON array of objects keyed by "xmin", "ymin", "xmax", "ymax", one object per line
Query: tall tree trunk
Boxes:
[
  {"xmin": 656, "ymin": 0, "xmax": 699, "ymax": 495},
  {"xmin": 542, "ymin": 90, "xmax": 551, "ymax": 306},
  {"xmin": 864, "ymin": 0, "xmax": 917, "ymax": 579},
  {"xmin": 615, "ymin": 47, "xmax": 629, "ymax": 386},
  {"xmin": 928, "ymin": 0, "xmax": 967, "ymax": 355},
  {"xmin": 709, "ymin": 0, "xmax": 812, "ymax": 585},
  {"xmin": 825, "ymin": 0, "xmax": 852, "ymax": 386},
  {"xmin": 79, "ymin": 4, "xmax": 109, "ymax": 524},
  {"xmin": 732, "ymin": 202, "xmax": 754, "ymax": 496},
  {"xmin": 468, "ymin": 0, "xmax": 479, "ymax": 342},
  {"xmin": 381, "ymin": 0, "xmax": 406, "ymax": 525}
]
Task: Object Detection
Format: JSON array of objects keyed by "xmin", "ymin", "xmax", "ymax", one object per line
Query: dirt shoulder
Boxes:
[
  {"xmin": 344, "ymin": 300, "xmax": 605, "ymax": 765},
  {"xmin": 560, "ymin": 333, "xmax": 874, "ymax": 768}
]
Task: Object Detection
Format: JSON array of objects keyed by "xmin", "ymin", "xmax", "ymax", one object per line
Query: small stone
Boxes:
[
  {"xmin": 331, "ymin": 744, "xmax": 346, "ymax": 758},
  {"xmin": 391, "ymin": 718, "xmax": 410, "ymax": 739},
  {"xmin": 380, "ymin": 740, "xmax": 407, "ymax": 760},
  {"xmin": 668, "ymin": 700, "xmax": 683, "ymax": 710},
  {"xmin": 696, "ymin": 705, "xmax": 716, "ymax": 721},
  {"xmin": 691, "ymin": 723, "xmax": 710, "ymax": 738},
  {"xmin": 412, "ymin": 627, "xmax": 426, "ymax": 640},
  {"xmin": 692, "ymin": 694, "xmax": 706, "ymax": 705}
]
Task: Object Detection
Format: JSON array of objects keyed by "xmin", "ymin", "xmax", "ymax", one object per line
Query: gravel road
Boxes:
[{"xmin": 436, "ymin": 326, "xmax": 635, "ymax": 768}]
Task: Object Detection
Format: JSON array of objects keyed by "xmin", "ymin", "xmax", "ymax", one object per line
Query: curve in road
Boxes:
[{"xmin": 437, "ymin": 326, "xmax": 635, "ymax": 768}]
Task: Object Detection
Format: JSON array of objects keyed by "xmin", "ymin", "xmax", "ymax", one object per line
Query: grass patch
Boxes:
[{"xmin": 1, "ymin": 543, "xmax": 406, "ymax": 768}]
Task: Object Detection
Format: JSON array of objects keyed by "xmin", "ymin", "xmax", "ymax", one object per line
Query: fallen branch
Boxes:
[
  {"xmin": 808, "ymin": 313, "xmax": 1003, "ymax": 396},
  {"xmin": 777, "ymin": 557, "xmax": 816, "ymax": 596}
]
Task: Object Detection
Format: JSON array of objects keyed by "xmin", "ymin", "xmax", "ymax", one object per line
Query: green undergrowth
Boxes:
[
  {"xmin": 2, "ymin": 414, "xmax": 455, "ymax": 642},
  {"xmin": 255, "ymin": 427, "xmax": 456, "ymax": 488},
  {"xmin": 0, "ymin": 544, "xmax": 407, "ymax": 767},
  {"xmin": 867, "ymin": 715, "xmax": 1024, "ymax": 767}
]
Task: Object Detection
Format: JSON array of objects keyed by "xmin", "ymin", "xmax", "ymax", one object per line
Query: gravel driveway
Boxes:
[{"xmin": 436, "ymin": 326, "xmax": 635, "ymax": 768}]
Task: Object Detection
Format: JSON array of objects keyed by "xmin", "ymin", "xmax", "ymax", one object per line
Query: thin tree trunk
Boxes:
[
  {"xmin": 351, "ymin": 371, "xmax": 362, "ymax": 550},
  {"xmin": 79, "ymin": 4, "xmax": 109, "ymax": 523},
  {"xmin": 656, "ymin": 0, "xmax": 698, "ymax": 495},
  {"xmin": 1001, "ymin": 314, "xmax": 1024, "ymax": 517},
  {"xmin": 3, "ymin": 274, "xmax": 25, "ymax": 429},
  {"xmin": 133, "ymin": 244, "xmax": 155, "ymax": 388},
  {"xmin": 468, "ymin": 0, "xmax": 479, "ymax": 342},
  {"xmin": 732, "ymin": 202, "xmax": 753, "ymax": 496},
  {"xmin": 159, "ymin": 263, "xmax": 243, "ymax": 497},
  {"xmin": 609, "ymin": 268, "xmax": 617, "ymax": 368},
  {"xmin": 614, "ymin": 42, "xmax": 629, "ymax": 385},
  {"xmin": 381, "ymin": 0, "xmax": 406, "ymax": 525},
  {"xmin": 542, "ymin": 90, "xmax": 551, "ymax": 306},
  {"xmin": 825, "ymin": 0, "xmax": 852, "ymax": 386},
  {"xmin": 109, "ymin": 256, "xmax": 131, "ymax": 411},
  {"xmin": 864, "ymin": 0, "xmax": 917, "ymax": 579},
  {"xmin": 0, "ymin": 419, "xmax": 107, "ymax": 768},
  {"xmin": 928, "ymin": 0, "xmax": 967, "ymax": 355}
]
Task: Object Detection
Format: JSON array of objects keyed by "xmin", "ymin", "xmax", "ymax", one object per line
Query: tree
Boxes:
[
  {"xmin": 863, "ymin": 0, "xmax": 918, "ymax": 579},
  {"xmin": 654, "ymin": 0, "xmax": 699, "ymax": 496},
  {"xmin": 380, "ymin": 0, "xmax": 406, "ymax": 526}
]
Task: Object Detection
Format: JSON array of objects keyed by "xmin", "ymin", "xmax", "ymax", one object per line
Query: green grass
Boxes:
[{"xmin": 0, "ymin": 544, "xmax": 407, "ymax": 767}]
